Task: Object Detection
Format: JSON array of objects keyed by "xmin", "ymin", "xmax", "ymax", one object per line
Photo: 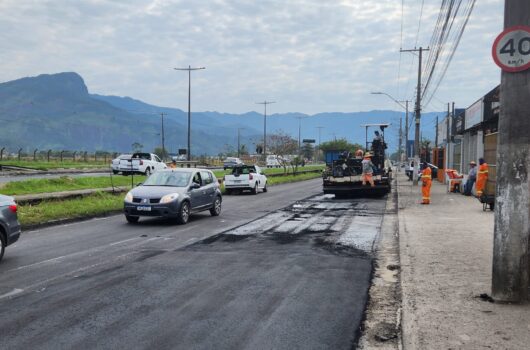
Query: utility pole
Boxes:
[
  {"xmin": 174, "ymin": 65, "xmax": 206, "ymax": 162},
  {"xmin": 404, "ymin": 100, "xmax": 410, "ymax": 159},
  {"xmin": 160, "ymin": 112, "xmax": 166, "ymax": 160},
  {"xmin": 435, "ymin": 115, "xmax": 438, "ymax": 153},
  {"xmin": 399, "ymin": 118, "xmax": 403, "ymax": 171},
  {"xmin": 296, "ymin": 116, "xmax": 305, "ymax": 156},
  {"xmin": 256, "ymin": 101, "xmax": 276, "ymax": 161},
  {"xmin": 316, "ymin": 126, "xmax": 324, "ymax": 162},
  {"xmin": 237, "ymin": 128, "xmax": 245, "ymax": 158},
  {"xmin": 401, "ymin": 47, "xmax": 429, "ymax": 185},
  {"xmin": 492, "ymin": 0, "xmax": 530, "ymax": 302}
]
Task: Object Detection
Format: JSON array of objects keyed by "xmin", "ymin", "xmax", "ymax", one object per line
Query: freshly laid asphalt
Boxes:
[{"xmin": 0, "ymin": 178, "xmax": 387, "ymax": 350}]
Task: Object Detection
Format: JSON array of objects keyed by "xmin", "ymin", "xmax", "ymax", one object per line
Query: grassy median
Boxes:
[
  {"xmin": 0, "ymin": 175, "xmax": 146, "ymax": 196},
  {"xmin": 0, "ymin": 160, "xmax": 109, "ymax": 170},
  {"xmin": 16, "ymin": 171, "xmax": 323, "ymax": 228}
]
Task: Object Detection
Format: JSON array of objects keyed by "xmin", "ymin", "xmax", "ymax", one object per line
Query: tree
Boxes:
[
  {"xmin": 267, "ymin": 131, "xmax": 298, "ymax": 174},
  {"xmin": 319, "ymin": 138, "xmax": 364, "ymax": 153},
  {"xmin": 153, "ymin": 147, "xmax": 169, "ymax": 160},
  {"xmin": 132, "ymin": 142, "xmax": 143, "ymax": 152},
  {"xmin": 301, "ymin": 142, "xmax": 314, "ymax": 160}
]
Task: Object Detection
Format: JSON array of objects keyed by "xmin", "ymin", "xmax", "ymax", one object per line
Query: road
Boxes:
[{"xmin": 0, "ymin": 178, "xmax": 388, "ymax": 350}]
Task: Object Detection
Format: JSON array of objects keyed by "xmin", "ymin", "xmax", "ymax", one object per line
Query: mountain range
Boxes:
[{"xmin": 0, "ymin": 72, "xmax": 442, "ymax": 155}]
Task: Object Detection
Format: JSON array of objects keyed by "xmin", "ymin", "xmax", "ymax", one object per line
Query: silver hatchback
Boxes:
[
  {"xmin": 123, "ymin": 168, "xmax": 222, "ymax": 224},
  {"xmin": 0, "ymin": 194, "xmax": 21, "ymax": 262}
]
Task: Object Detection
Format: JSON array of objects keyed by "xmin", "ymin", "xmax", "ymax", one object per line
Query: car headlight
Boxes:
[
  {"xmin": 160, "ymin": 193, "xmax": 179, "ymax": 204},
  {"xmin": 124, "ymin": 192, "xmax": 133, "ymax": 203}
]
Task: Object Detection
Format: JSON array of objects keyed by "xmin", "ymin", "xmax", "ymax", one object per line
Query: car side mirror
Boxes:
[
  {"xmin": 190, "ymin": 182, "xmax": 201, "ymax": 189},
  {"xmin": 136, "ymin": 182, "xmax": 143, "ymax": 187}
]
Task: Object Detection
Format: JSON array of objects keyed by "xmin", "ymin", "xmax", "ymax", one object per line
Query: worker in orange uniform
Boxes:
[
  {"xmin": 361, "ymin": 153, "xmax": 375, "ymax": 187},
  {"xmin": 420, "ymin": 162, "xmax": 432, "ymax": 204},
  {"xmin": 475, "ymin": 157, "xmax": 489, "ymax": 197}
]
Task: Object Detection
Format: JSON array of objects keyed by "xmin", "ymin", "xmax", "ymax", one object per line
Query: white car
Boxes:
[
  {"xmin": 111, "ymin": 154, "xmax": 131, "ymax": 174},
  {"xmin": 266, "ymin": 155, "xmax": 282, "ymax": 168},
  {"xmin": 223, "ymin": 165, "xmax": 267, "ymax": 195},
  {"xmin": 119, "ymin": 152, "xmax": 167, "ymax": 176}
]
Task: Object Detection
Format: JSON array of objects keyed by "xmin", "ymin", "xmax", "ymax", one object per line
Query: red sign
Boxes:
[{"xmin": 492, "ymin": 25, "xmax": 530, "ymax": 73}]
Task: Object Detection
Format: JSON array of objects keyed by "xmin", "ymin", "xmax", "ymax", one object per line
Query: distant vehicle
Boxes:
[
  {"xmin": 111, "ymin": 154, "xmax": 131, "ymax": 174},
  {"xmin": 119, "ymin": 152, "xmax": 167, "ymax": 176},
  {"xmin": 0, "ymin": 194, "xmax": 21, "ymax": 262},
  {"xmin": 123, "ymin": 168, "xmax": 222, "ymax": 224},
  {"xmin": 172, "ymin": 155, "xmax": 187, "ymax": 161},
  {"xmin": 266, "ymin": 155, "xmax": 282, "ymax": 168},
  {"xmin": 223, "ymin": 165, "xmax": 268, "ymax": 195},
  {"xmin": 223, "ymin": 157, "xmax": 243, "ymax": 170}
]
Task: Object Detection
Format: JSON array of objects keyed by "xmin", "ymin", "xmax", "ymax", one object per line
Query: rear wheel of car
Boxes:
[
  {"xmin": 252, "ymin": 184, "xmax": 258, "ymax": 195},
  {"xmin": 177, "ymin": 201, "xmax": 190, "ymax": 224},
  {"xmin": 210, "ymin": 197, "xmax": 222, "ymax": 216},
  {"xmin": 263, "ymin": 182, "xmax": 268, "ymax": 192},
  {"xmin": 125, "ymin": 215, "xmax": 139, "ymax": 224},
  {"xmin": 0, "ymin": 231, "xmax": 5, "ymax": 262},
  {"xmin": 113, "ymin": 170, "xmax": 119, "ymax": 175},
  {"xmin": 145, "ymin": 168, "xmax": 151, "ymax": 176}
]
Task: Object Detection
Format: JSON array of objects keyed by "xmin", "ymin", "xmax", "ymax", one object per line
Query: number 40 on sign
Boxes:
[{"xmin": 492, "ymin": 25, "xmax": 530, "ymax": 73}]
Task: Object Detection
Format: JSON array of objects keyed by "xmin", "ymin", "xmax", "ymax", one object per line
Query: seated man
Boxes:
[{"xmin": 463, "ymin": 161, "xmax": 477, "ymax": 196}]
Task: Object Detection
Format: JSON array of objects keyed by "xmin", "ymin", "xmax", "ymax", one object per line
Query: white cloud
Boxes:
[{"xmin": 0, "ymin": 0, "xmax": 504, "ymax": 114}]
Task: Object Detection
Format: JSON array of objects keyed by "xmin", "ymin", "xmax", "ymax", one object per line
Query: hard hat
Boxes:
[
  {"xmin": 469, "ymin": 161, "xmax": 476, "ymax": 165},
  {"xmin": 364, "ymin": 152, "xmax": 372, "ymax": 157}
]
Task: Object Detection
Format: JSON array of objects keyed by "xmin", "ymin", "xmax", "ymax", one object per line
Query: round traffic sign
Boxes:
[{"xmin": 492, "ymin": 25, "xmax": 530, "ymax": 73}]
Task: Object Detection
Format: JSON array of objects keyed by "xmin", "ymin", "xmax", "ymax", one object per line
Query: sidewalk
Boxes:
[{"xmin": 397, "ymin": 171, "xmax": 530, "ymax": 349}]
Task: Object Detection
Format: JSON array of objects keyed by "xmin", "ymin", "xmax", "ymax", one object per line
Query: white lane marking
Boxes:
[
  {"xmin": 109, "ymin": 237, "xmax": 141, "ymax": 246},
  {"xmin": 184, "ymin": 237, "xmax": 198, "ymax": 244},
  {"xmin": 6, "ymin": 236, "xmax": 159, "ymax": 273},
  {"xmin": 0, "ymin": 288, "xmax": 24, "ymax": 300}
]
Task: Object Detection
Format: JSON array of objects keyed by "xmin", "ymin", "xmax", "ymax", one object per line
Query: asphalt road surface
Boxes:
[{"xmin": 0, "ymin": 178, "xmax": 387, "ymax": 350}]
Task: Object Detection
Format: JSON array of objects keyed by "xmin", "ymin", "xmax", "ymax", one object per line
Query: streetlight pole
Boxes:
[
  {"xmin": 296, "ymin": 116, "xmax": 305, "ymax": 156},
  {"xmin": 256, "ymin": 101, "xmax": 275, "ymax": 161},
  {"xmin": 174, "ymin": 65, "xmax": 205, "ymax": 162}
]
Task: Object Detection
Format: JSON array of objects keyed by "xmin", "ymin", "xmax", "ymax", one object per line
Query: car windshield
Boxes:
[
  {"xmin": 231, "ymin": 166, "xmax": 255, "ymax": 175},
  {"xmin": 142, "ymin": 172, "xmax": 191, "ymax": 187}
]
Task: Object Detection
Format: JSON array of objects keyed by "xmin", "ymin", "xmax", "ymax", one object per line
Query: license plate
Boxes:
[{"xmin": 137, "ymin": 206, "xmax": 151, "ymax": 211}]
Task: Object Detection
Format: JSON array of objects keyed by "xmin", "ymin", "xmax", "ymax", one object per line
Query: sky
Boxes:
[{"xmin": 0, "ymin": 0, "xmax": 504, "ymax": 115}]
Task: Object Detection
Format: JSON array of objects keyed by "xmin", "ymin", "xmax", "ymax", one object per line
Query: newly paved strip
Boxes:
[{"xmin": 0, "ymin": 179, "xmax": 388, "ymax": 350}]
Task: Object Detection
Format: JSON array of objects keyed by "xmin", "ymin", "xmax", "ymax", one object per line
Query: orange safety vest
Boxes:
[
  {"xmin": 476, "ymin": 163, "xmax": 489, "ymax": 195},
  {"xmin": 421, "ymin": 167, "xmax": 432, "ymax": 204}
]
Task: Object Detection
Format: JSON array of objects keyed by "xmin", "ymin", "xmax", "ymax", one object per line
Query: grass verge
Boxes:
[
  {"xmin": 1, "ymin": 175, "xmax": 146, "ymax": 196},
  {"xmin": 0, "ymin": 160, "xmax": 109, "ymax": 170},
  {"xmin": 18, "ymin": 191, "xmax": 124, "ymax": 228},
  {"xmin": 17, "ymin": 172, "xmax": 323, "ymax": 228}
]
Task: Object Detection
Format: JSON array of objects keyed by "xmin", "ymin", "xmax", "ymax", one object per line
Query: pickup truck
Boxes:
[
  {"xmin": 223, "ymin": 165, "xmax": 268, "ymax": 195},
  {"xmin": 119, "ymin": 152, "xmax": 167, "ymax": 176}
]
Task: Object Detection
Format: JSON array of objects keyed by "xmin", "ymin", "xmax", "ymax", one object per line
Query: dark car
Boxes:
[
  {"xmin": 0, "ymin": 194, "xmax": 21, "ymax": 262},
  {"xmin": 123, "ymin": 168, "xmax": 222, "ymax": 224}
]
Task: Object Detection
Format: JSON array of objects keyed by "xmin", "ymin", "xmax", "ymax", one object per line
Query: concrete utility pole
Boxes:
[
  {"xmin": 160, "ymin": 112, "xmax": 166, "ymax": 160},
  {"xmin": 492, "ymin": 0, "xmax": 530, "ymax": 302},
  {"xmin": 401, "ymin": 47, "xmax": 429, "ymax": 185},
  {"xmin": 256, "ymin": 101, "xmax": 276, "ymax": 160},
  {"xmin": 399, "ymin": 118, "xmax": 403, "ymax": 171},
  {"xmin": 316, "ymin": 126, "xmax": 324, "ymax": 162},
  {"xmin": 174, "ymin": 65, "xmax": 206, "ymax": 161},
  {"xmin": 435, "ymin": 116, "xmax": 439, "ymax": 150},
  {"xmin": 237, "ymin": 128, "xmax": 245, "ymax": 158},
  {"xmin": 296, "ymin": 116, "xmax": 305, "ymax": 156}
]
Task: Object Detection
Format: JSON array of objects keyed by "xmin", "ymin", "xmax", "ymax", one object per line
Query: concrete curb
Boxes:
[
  {"xmin": 21, "ymin": 209, "xmax": 123, "ymax": 231},
  {"xmin": 358, "ymin": 173, "xmax": 402, "ymax": 350},
  {"xmin": 14, "ymin": 186, "xmax": 129, "ymax": 205}
]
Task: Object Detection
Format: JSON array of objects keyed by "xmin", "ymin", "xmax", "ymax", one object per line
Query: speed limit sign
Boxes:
[{"xmin": 492, "ymin": 25, "xmax": 530, "ymax": 72}]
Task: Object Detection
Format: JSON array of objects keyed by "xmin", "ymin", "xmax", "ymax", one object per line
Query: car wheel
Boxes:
[
  {"xmin": 263, "ymin": 182, "xmax": 268, "ymax": 192},
  {"xmin": 145, "ymin": 168, "xmax": 151, "ymax": 176},
  {"xmin": 112, "ymin": 170, "xmax": 119, "ymax": 175},
  {"xmin": 225, "ymin": 189, "xmax": 232, "ymax": 195},
  {"xmin": 177, "ymin": 201, "xmax": 190, "ymax": 224},
  {"xmin": 210, "ymin": 197, "xmax": 222, "ymax": 216},
  {"xmin": 252, "ymin": 184, "xmax": 258, "ymax": 195},
  {"xmin": 0, "ymin": 232, "xmax": 5, "ymax": 262},
  {"xmin": 126, "ymin": 215, "xmax": 139, "ymax": 224}
]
